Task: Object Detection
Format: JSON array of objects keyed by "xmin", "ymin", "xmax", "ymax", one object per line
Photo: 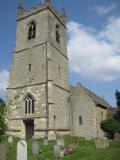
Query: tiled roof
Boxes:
[
  {"xmin": 83, "ymin": 87, "xmax": 111, "ymax": 108},
  {"xmin": 70, "ymin": 83, "xmax": 111, "ymax": 108}
]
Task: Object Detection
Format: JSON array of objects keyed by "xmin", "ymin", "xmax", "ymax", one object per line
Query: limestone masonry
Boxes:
[{"xmin": 7, "ymin": 0, "xmax": 111, "ymax": 140}]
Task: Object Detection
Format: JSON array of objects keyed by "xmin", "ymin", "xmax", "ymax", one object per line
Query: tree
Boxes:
[
  {"xmin": 114, "ymin": 90, "xmax": 120, "ymax": 121},
  {"xmin": 115, "ymin": 90, "xmax": 120, "ymax": 109},
  {"xmin": 100, "ymin": 119, "xmax": 120, "ymax": 139},
  {"xmin": 0, "ymin": 98, "xmax": 7, "ymax": 141}
]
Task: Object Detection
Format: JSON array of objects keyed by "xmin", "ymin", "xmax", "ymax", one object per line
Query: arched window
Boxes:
[
  {"xmin": 24, "ymin": 93, "xmax": 35, "ymax": 114},
  {"xmin": 56, "ymin": 24, "xmax": 60, "ymax": 43},
  {"xmin": 28, "ymin": 21, "xmax": 36, "ymax": 40}
]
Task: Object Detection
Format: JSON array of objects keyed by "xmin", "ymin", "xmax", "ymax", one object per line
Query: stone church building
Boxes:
[{"xmin": 7, "ymin": 0, "xmax": 111, "ymax": 140}]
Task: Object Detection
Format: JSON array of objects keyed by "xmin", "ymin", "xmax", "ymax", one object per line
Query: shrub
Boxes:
[
  {"xmin": 0, "ymin": 98, "xmax": 7, "ymax": 141},
  {"xmin": 100, "ymin": 119, "xmax": 120, "ymax": 139}
]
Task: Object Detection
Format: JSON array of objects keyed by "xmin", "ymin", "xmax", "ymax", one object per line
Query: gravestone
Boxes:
[
  {"xmin": 95, "ymin": 138, "xmax": 109, "ymax": 149},
  {"xmin": 54, "ymin": 145, "xmax": 61, "ymax": 157},
  {"xmin": 17, "ymin": 140, "xmax": 27, "ymax": 160},
  {"xmin": 32, "ymin": 141, "xmax": 39, "ymax": 155},
  {"xmin": 0, "ymin": 144, "xmax": 6, "ymax": 160},
  {"xmin": 57, "ymin": 138, "xmax": 64, "ymax": 147},
  {"xmin": 8, "ymin": 136, "xmax": 13, "ymax": 143},
  {"xmin": 114, "ymin": 132, "xmax": 120, "ymax": 141},
  {"xmin": 60, "ymin": 151, "xmax": 64, "ymax": 157},
  {"xmin": 43, "ymin": 138, "xmax": 48, "ymax": 145}
]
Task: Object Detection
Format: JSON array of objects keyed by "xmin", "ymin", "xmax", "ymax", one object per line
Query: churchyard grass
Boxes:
[{"xmin": 0, "ymin": 136, "xmax": 120, "ymax": 160}]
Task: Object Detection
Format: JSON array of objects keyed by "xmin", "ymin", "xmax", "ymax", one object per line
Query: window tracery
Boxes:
[{"xmin": 24, "ymin": 94, "xmax": 35, "ymax": 114}]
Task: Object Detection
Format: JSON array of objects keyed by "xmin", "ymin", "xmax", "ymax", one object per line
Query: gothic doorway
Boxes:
[{"xmin": 24, "ymin": 119, "xmax": 34, "ymax": 139}]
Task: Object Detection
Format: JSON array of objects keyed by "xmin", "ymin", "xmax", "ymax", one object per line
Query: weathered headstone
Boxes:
[
  {"xmin": 114, "ymin": 132, "xmax": 120, "ymax": 141},
  {"xmin": 32, "ymin": 141, "xmax": 39, "ymax": 155},
  {"xmin": 54, "ymin": 145, "xmax": 61, "ymax": 157},
  {"xmin": 60, "ymin": 151, "xmax": 64, "ymax": 158},
  {"xmin": 43, "ymin": 138, "xmax": 48, "ymax": 145},
  {"xmin": 17, "ymin": 140, "xmax": 27, "ymax": 160},
  {"xmin": 8, "ymin": 136, "xmax": 13, "ymax": 143},
  {"xmin": 0, "ymin": 144, "xmax": 6, "ymax": 160},
  {"xmin": 85, "ymin": 135, "xmax": 91, "ymax": 140},
  {"xmin": 57, "ymin": 138, "xmax": 64, "ymax": 147},
  {"xmin": 95, "ymin": 138, "xmax": 109, "ymax": 149}
]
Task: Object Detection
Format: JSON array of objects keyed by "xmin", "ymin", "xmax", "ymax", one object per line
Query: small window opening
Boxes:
[
  {"xmin": 32, "ymin": 100, "xmax": 34, "ymax": 113},
  {"xmin": 28, "ymin": 100, "xmax": 31, "ymax": 114},
  {"xmin": 25, "ymin": 101, "xmax": 27, "ymax": 114},
  {"xmin": 29, "ymin": 64, "xmax": 31, "ymax": 71},
  {"xmin": 56, "ymin": 31, "xmax": 60, "ymax": 43},
  {"xmin": 59, "ymin": 66, "xmax": 61, "ymax": 75},
  {"xmin": 54, "ymin": 115, "xmax": 56, "ymax": 120},
  {"xmin": 56, "ymin": 24, "xmax": 60, "ymax": 43},
  {"xmin": 79, "ymin": 116, "xmax": 82, "ymax": 125}
]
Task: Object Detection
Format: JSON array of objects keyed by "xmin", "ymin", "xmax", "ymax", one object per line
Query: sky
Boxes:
[{"xmin": 0, "ymin": 0, "xmax": 120, "ymax": 106}]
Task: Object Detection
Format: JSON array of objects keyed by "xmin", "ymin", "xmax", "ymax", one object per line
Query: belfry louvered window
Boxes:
[
  {"xmin": 28, "ymin": 21, "xmax": 36, "ymax": 40},
  {"xmin": 56, "ymin": 24, "xmax": 60, "ymax": 43}
]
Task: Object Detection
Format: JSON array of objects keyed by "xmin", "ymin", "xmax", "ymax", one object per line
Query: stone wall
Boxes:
[
  {"xmin": 107, "ymin": 108, "xmax": 117, "ymax": 119},
  {"xmin": 70, "ymin": 84, "xmax": 97, "ymax": 140},
  {"xmin": 16, "ymin": 9, "xmax": 49, "ymax": 52},
  {"xmin": 7, "ymin": 119, "xmax": 25, "ymax": 138},
  {"xmin": 7, "ymin": 84, "xmax": 46, "ymax": 118},
  {"xmin": 48, "ymin": 10, "xmax": 67, "ymax": 57},
  {"xmin": 96, "ymin": 106, "xmax": 107, "ymax": 138},
  {"xmin": 50, "ymin": 45, "xmax": 69, "ymax": 89},
  {"xmin": 8, "ymin": 44, "xmax": 46, "ymax": 88}
]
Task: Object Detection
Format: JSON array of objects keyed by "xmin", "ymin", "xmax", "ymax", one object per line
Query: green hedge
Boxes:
[{"xmin": 100, "ymin": 119, "xmax": 120, "ymax": 138}]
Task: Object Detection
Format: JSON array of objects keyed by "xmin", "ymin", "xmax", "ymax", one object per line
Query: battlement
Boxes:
[{"xmin": 17, "ymin": 1, "xmax": 66, "ymax": 26}]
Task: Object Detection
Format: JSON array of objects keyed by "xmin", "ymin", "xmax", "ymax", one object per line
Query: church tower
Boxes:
[{"xmin": 7, "ymin": 0, "xmax": 70, "ymax": 139}]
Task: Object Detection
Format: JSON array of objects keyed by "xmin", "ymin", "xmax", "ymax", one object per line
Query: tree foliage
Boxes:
[
  {"xmin": 0, "ymin": 98, "xmax": 7, "ymax": 141},
  {"xmin": 115, "ymin": 90, "xmax": 120, "ymax": 109},
  {"xmin": 114, "ymin": 90, "xmax": 120, "ymax": 121},
  {"xmin": 100, "ymin": 119, "xmax": 120, "ymax": 138}
]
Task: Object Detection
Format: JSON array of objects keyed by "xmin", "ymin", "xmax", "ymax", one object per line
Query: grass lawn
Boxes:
[{"xmin": 1, "ymin": 136, "xmax": 120, "ymax": 160}]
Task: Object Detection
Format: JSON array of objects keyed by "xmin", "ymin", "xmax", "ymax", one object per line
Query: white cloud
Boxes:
[
  {"xmin": 67, "ymin": 17, "xmax": 120, "ymax": 81},
  {"xmin": 0, "ymin": 70, "xmax": 9, "ymax": 99},
  {"xmin": 99, "ymin": 17, "xmax": 120, "ymax": 51},
  {"xmin": 93, "ymin": 3, "xmax": 117, "ymax": 15}
]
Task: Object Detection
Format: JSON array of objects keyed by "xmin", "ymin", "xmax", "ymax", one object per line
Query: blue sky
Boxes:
[{"xmin": 0, "ymin": 0, "xmax": 120, "ymax": 106}]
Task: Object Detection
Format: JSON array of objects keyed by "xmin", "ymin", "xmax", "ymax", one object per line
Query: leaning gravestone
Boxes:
[
  {"xmin": 17, "ymin": 140, "xmax": 27, "ymax": 160},
  {"xmin": 114, "ymin": 132, "xmax": 120, "ymax": 141},
  {"xmin": 0, "ymin": 144, "xmax": 6, "ymax": 160},
  {"xmin": 8, "ymin": 136, "xmax": 13, "ymax": 143},
  {"xmin": 32, "ymin": 141, "xmax": 39, "ymax": 155},
  {"xmin": 54, "ymin": 145, "xmax": 61, "ymax": 157}
]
